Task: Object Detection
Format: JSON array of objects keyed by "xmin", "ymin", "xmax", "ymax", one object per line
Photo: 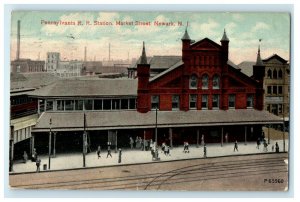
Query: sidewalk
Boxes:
[{"xmin": 11, "ymin": 139, "xmax": 289, "ymax": 174}]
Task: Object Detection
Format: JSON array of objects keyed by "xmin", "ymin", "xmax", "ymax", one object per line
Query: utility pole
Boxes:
[
  {"xmin": 48, "ymin": 117, "xmax": 52, "ymax": 170},
  {"xmin": 83, "ymin": 113, "xmax": 86, "ymax": 167},
  {"xmin": 9, "ymin": 125, "xmax": 14, "ymax": 172}
]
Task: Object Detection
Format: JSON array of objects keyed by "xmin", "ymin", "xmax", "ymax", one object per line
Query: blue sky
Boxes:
[{"xmin": 10, "ymin": 11, "xmax": 290, "ymax": 64}]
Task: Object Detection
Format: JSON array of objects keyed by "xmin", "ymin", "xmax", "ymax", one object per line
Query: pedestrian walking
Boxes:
[
  {"xmin": 32, "ymin": 148, "xmax": 37, "ymax": 162},
  {"xmin": 263, "ymin": 140, "xmax": 268, "ymax": 152},
  {"xmin": 97, "ymin": 146, "xmax": 101, "ymax": 159},
  {"xmin": 23, "ymin": 151, "xmax": 28, "ymax": 163},
  {"xmin": 201, "ymin": 134, "xmax": 205, "ymax": 145},
  {"xmin": 234, "ymin": 140, "xmax": 238, "ymax": 152},
  {"xmin": 275, "ymin": 142, "xmax": 280, "ymax": 153},
  {"xmin": 256, "ymin": 138, "xmax": 260, "ymax": 149},
  {"xmin": 225, "ymin": 133, "xmax": 228, "ymax": 143},
  {"xmin": 272, "ymin": 145, "xmax": 274, "ymax": 152},
  {"xmin": 183, "ymin": 142, "xmax": 190, "ymax": 153},
  {"xmin": 129, "ymin": 137, "xmax": 134, "ymax": 149},
  {"xmin": 150, "ymin": 139, "xmax": 154, "ymax": 151},
  {"xmin": 165, "ymin": 146, "xmax": 171, "ymax": 156},
  {"xmin": 118, "ymin": 148, "xmax": 122, "ymax": 163},
  {"xmin": 106, "ymin": 145, "xmax": 112, "ymax": 158},
  {"xmin": 141, "ymin": 138, "xmax": 144, "ymax": 151},
  {"xmin": 144, "ymin": 139, "xmax": 149, "ymax": 151},
  {"xmin": 36, "ymin": 158, "xmax": 41, "ymax": 172},
  {"xmin": 161, "ymin": 142, "xmax": 166, "ymax": 153},
  {"xmin": 203, "ymin": 144, "xmax": 207, "ymax": 158},
  {"xmin": 135, "ymin": 136, "xmax": 139, "ymax": 148}
]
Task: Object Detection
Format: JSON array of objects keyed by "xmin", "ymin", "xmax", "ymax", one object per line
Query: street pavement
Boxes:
[{"xmin": 11, "ymin": 139, "xmax": 289, "ymax": 173}]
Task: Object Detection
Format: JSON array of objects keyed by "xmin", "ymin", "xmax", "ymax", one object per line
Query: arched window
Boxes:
[
  {"xmin": 212, "ymin": 75, "xmax": 220, "ymax": 89},
  {"xmin": 189, "ymin": 75, "xmax": 198, "ymax": 89},
  {"xmin": 278, "ymin": 69, "xmax": 283, "ymax": 79},
  {"xmin": 267, "ymin": 69, "xmax": 272, "ymax": 78},
  {"xmin": 273, "ymin": 69, "xmax": 278, "ymax": 79},
  {"xmin": 202, "ymin": 74, "xmax": 209, "ymax": 89}
]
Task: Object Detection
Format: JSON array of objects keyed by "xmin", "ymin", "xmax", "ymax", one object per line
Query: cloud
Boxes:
[
  {"xmin": 192, "ymin": 18, "xmax": 220, "ymax": 38},
  {"xmin": 251, "ymin": 22, "xmax": 270, "ymax": 32},
  {"xmin": 232, "ymin": 14, "xmax": 244, "ymax": 22}
]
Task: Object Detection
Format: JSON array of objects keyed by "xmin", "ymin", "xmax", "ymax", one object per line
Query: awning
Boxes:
[{"xmin": 32, "ymin": 109, "xmax": 283, "ymax": 132}]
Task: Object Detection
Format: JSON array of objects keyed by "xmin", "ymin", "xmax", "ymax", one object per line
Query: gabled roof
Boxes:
[
  {"xmin": 237, "ymin": 61, "xmax": 255, "ymax": 77},
  {"xmin": 190, "ymin": 37, "xmax": 222, "ymax": 49},
  {"xmin": 129, "ymin": 56, "xmax": 181, "ymax": 70},
  {"xmin": 28, "ymin": 79, "xmax": 138, "ymax": 97},
  {"xmin": 149, "ymin": 60, "xmax": 183, "ymax": 82},
  {"xmin": 263, "ymin": 54, "xmax": 288, "ymax": 64},
  {"xmin": 32, "ymin": 109, "xmax": 283, "ymax": 132}
]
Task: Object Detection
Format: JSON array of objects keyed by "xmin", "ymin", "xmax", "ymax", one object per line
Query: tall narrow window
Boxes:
[
  {"xmin": 247, "ymin": 95, "xmax": 254, "ymax": 108},
  {"xmin": 129, "ymin": 99, "xmax": 136, "ymax": 109},
  {"xmin": 278, "ymin": 69, "xmax": 283, "ymax": 79},
  {"xmin": 112, "ymin": 99, "xmax": 120, "ymax": 110},
  {"xmin": 189, "ymin": 75, "xmax": 198, "ymax": 89},
  {"xmin": 278, "ymin": 104, "xmax": 283, "ymax": 114},
  {"xmin": 273, "ymin": 86, "xmax": 277, "ymax": 95},
  {"xmin": 121, "ymin": 99, "xmax": 129, "ymax": 109},
  {"xmin": 46, "ymin": 100, "xmax": 53, "ymax": 111},
  {"xmin": 273, "ymin": 69, "xmax": 278, "ymax": 79},
  {"xmin": 57, "ymin": 100, "xmax": 64, "ymax": 111},
  {"xmin": 212, "ymin": 95, "xmax": 220, "ymax": 109},
  {"xmin": 212, "ymin": 75, "xmax": 220, "ymax": 89},
  {"xmin": 278, "ymin": 86, "xmax": 283, "ymax": 94},
  {"xmin": 103, "ymin": 99, "xmax": 111, "ymax": 110},
  {"xmin": 151, "ymin": 95, "xmax": 159, "ymax": 110},
  {"xmin": 202, "ymin": 74, "xmax": 209, "ymax": 89},
  {"xmin": 172, "ymin": 95, "xmax": 180, "ymax": 110},
  {"xmin": 189, "ymin": 94, "xmax": 197, "ymax": 109},
  {"xmin": 201, "ymin": 95, "xmax": 208, "ymax": 109},
  {"xmin": 228, "ymin": 95, "xmax": 235, "ymax": 108},
  {"xmin": 267, "ymin": 69, "xmax": 272, "ymax": 78},
  {"xmin": 267, "ymin": 86, "xmax": 272, "ymax": 94}
]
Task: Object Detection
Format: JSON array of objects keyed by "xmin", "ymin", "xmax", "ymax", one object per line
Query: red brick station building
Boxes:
[{"xmin": 13, "ymin": 29, "xmax": 282, "ymax": 156}]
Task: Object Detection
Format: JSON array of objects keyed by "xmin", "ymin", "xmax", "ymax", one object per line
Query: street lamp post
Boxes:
[{"xmin": 48, "ymin": 117, "xmax": 52, "ymax": 170}]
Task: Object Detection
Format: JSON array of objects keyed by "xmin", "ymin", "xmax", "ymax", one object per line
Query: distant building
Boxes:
[
  {"xmin": 46, "ymin": 52, "xmax": 60, "ymax": 73},
  {"xmin": 57, "ymin": 60, "xmax": 82, "ymax": 77},
  {"xmin": 11, "ymin": 59, "xmax": 45, "ymax": 74},
  {"xmin": 238, "ymin": 54, "xmax": 290, "ymax": 122}
]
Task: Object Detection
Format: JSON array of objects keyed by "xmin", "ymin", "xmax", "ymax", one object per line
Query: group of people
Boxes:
[
  {"xmin": 129, "ymin": 136, "xmax": 145, "ymax": 150},
  {"xmin": 96, "ymin": 145, "xmax": 123, "ymax": 163},
  {"xmin": 256, "ymin": 138, "xmax": 280, "ymax": 153}
]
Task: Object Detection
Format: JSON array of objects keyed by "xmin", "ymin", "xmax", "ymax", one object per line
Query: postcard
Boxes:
[{"xmin": 9, "ymin": 11, "xmax": 290, "ymax": 191}]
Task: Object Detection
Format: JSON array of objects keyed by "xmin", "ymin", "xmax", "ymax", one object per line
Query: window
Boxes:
[
  {"xmin": 267, "ymin": 104, "xmax": 271, "ymax": 112},
  {"xmin": 271, "ymin": 104, "xmax": 278, "ymax": 115},
  {"xmin": 228, "ymin": 95, "xmax": 235, "ymax": 108},
  {"xmin": 247, "ymin": 95, "xmax": 254, "ymax": 108},
  {"xmin": 65, "ymin": 100, "xmax": 74, "ymax": 110},
  {"xmin": 151, "ymin": 95, "xmax": 159, "ymax": 110},
  {"xmin": 57, "ymin": 100, "xmax": 64, "ymax": 111},
  {"xmin": 129, "ymin": 99, "xmax": 136, "ymax": 109},
  {"xmin": 267, "ymin": 69, "xmax": 272, "ymax": 78},
  {"xmin": 189, "ymin": 94, "xmax": 197, "ymax": 109},
  {"xmin": 172, "ymin": 95, "xmax": 180, "ymax": 110},
  {"xmin": 112, "ymin": 99, "xmax": 120, "ymax": 110},
  {"xmin": 201, "ymin": 95, "xmax": 208, "ymax": 109},
  {"xmin": 84, "ymin": 100, "xmax": 93, "ymax": 110},
  {"xmin": 278, "ymin": 69, "xmax": 283, "ymax": 79},
  {"xmin": 202, "ymin": 74, "xmax": 209, "ymax": 89},
  {"xmin": 212, "ymin": 95, "xmax": 220, "ymax": 109},
  {"xmin": 273, "ymin": 69, "xmax": 278, "ymax": 79},
  {"xmin": 267, "ymin": 86, "xmax": 272, "ymax": 94},
  {"xmin": 278, "ymin": 86, "xmax": 283, "ymax": 94},
  {"xmin": 273, "ymin": 86, "xmax": 277, "ymax": 95},
  {"xmin": 189, "ymin": 75, "xmax": 198, "ymax": 89},
  {"xmin": 278, "ymin": 104, "xmax": 283, "ymax": 114},
  {"xmin": 103, "ymin": 99, "xmax": 111, "ymax": 110},
  {"xmin": 121, "ymin": 99, "xmax": 129, "ymax": 109},
  {"xmin": 212, "ymin": 75, "xmax": 220, "ymax": 89},
  {"xmin": 94, "ymin": 100, "xmax": 103, "ymax": 110},
  {"xmin": 75, "ymin": 100, "xmax": 83, "ymax": 110},
  {"xmin": 46, "ymin": 100, "xmax": 53, "ymax": 111}
]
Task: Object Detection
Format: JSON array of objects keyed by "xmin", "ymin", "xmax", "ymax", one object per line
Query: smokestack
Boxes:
[
  {"xmin": 84, "ymin": 46, "xmax": 87, "ymax": 62},
  {"xmin": 16, "ymin": 20, "xmax": 20, "ymax": 60}
]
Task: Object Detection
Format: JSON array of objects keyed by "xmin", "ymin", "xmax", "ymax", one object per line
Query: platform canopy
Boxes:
[{"xmin": 32, "ymin": 109, "xmax": 283, "ymax": 132}]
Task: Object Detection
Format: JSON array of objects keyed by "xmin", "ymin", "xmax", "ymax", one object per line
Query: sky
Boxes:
[{"xmin": 10, "ymin": 11, "xmax": 290, "ymax": 64}]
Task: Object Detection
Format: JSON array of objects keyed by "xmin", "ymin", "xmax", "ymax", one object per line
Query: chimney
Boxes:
[
  {"xmin": 16, "ymin": 20, "xmax": 20, "ymax": 60},
  {"xmin": 84, "ymin": 46, "xmax": 87, "ymax": 62}
]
